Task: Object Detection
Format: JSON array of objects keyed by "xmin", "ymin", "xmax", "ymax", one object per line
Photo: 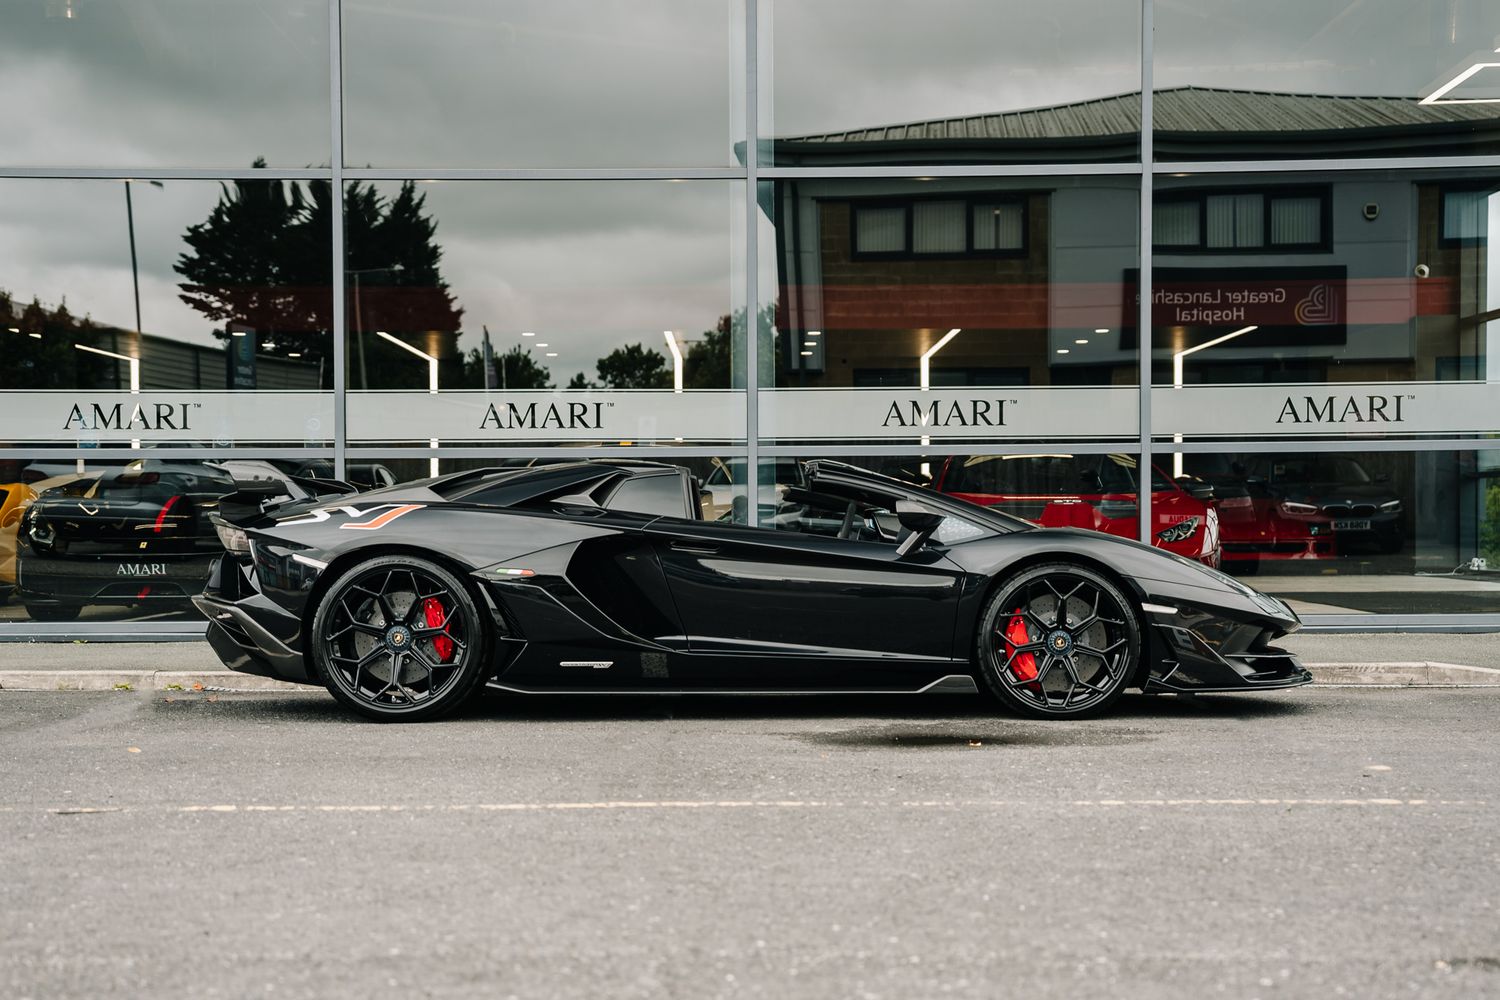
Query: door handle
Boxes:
[{"xmin": 669, "ymin": 540, "xmax": 720, "ymax": 555}]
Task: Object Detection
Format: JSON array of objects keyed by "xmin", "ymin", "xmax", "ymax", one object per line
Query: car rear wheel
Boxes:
[
  {"xmin": 311, "ymin": 555, "xmax": 490, "ymax": 722},
  {"xmin": 976, "ymin": 562, "xmax": 1140, "ymax": 719}
]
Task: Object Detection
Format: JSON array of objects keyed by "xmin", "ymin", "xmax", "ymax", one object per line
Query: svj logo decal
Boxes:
[{"xmin": 279, "ymin": 503, "xmax": 426, "ymax": 530}]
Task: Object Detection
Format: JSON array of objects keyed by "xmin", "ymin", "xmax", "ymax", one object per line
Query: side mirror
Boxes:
[
  {"xmin": 1374, "ymin": 473, "xmax": 1391, "ymax": 484},
  {"xmin": 895, "ymin": 500, "xmax": 945, "ymax": 556},
  {"xmin": 1176, "ymin": 476, "xmax": 1216, "ymax": 502}
]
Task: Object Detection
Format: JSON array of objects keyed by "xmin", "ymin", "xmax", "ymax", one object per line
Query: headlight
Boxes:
[
  {"xmin": 1379, "ymin": 499, "xmax": 1402, "ymax": 512},
  {"xmin": 1279, "ymin": 501, "xmax": 1318, "ymax": 516},
  {"xmin": 212, "ymin": 517, "xmax": 251, "ymax": 555},
  {"xmin": 1156, "ymin": 516, "xmax": 1201, "ymax": 543}
]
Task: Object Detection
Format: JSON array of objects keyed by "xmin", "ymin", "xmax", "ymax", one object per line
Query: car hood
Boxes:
[{"xmin": 1272, "ymin": 482, "xmax": 1397, "ymax": 504}]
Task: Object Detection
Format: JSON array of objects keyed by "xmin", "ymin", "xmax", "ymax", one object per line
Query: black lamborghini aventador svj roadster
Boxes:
[{"xmin": 194, "ymin": 460, "xmax": 1311, "ymax": 722}]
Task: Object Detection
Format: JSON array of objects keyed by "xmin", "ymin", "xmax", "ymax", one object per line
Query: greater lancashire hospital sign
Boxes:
[
  {"xmin": 4, "ymin": 382, "xmax": 1498, "ymax": 445},
  {"xmin": 1126, "ymin": 266, "xmax": 1348, "ymax": 347}
]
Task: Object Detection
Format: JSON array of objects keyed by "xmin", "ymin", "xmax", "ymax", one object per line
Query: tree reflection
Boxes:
[
  {"xmin": 174, "ymin": 162, "xmax": 463, "ymax": 390},
  {"xmin": 0, "ymin": 293, "xmax": 114, "ymax": 391}
]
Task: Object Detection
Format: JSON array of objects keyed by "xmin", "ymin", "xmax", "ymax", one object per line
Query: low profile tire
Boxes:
[
  {"xmin": 976, "ymin": 562, "xmax": 1141, "ymax": 719},
  {"xmin": 310, "ymin": 555, "xmax": 491, "ymax": 722},
  {"xmin": 25, "ymin": 603, "xmax": 81, "ymax": 622}
]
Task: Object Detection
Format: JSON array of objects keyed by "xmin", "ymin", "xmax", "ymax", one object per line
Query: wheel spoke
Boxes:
[
  {"xmin": 389, "ymin": 656, "xmax": 425, "ymax": 704},
  {"xmin": 1071, "ymin": 589, "xmax": 1104, "ymax": 632},
  {"xmin": 1022, "ymin": 607, "xmax": 1052, "ymax": 636},
  {"xmin": 1033, "ymin": 653, "xmax": 1058, "ymax": 688}
]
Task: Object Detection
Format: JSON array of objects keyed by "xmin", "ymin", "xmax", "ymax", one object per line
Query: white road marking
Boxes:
[{"xmin": 13, "ymin": 797, "xmax": 1486, "ymax": 816}]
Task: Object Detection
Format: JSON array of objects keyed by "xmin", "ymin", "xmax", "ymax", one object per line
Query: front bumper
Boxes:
[
  {"xmin": 192, "ymin": 555, "xmax": 315, "ymax": 685},
  {"xmin": 1138, "ymin": 599, "xmax": 1312, "ymax": 694}
]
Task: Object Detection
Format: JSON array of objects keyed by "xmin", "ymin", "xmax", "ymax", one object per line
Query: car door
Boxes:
[{"xmin": 645, "ymin": 502, "xmax": 966, "ymax": 681}]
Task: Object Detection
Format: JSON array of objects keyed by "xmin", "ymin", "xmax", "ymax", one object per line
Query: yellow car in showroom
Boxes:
[
  {"xmin": 0, "ymin": 474, "xmax": 95, "ymax": 605},
  {"xmin": 0, "ymin": 482, "xmax": 37, "ymax": 601}
]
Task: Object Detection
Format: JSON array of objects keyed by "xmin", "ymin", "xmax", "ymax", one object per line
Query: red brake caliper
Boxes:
[
  {"xmin": 421, "ymin": 597, "xmax": 454, "ymax": 662},
  {"xmin": 1003, "ymin": 610, "xmax": 1039, "ymax": 684}
]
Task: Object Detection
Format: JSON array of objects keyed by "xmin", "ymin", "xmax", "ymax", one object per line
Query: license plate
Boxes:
[{"xmin": 1332, "ymin": 519, "xmax": 1370, "ymax": 532}]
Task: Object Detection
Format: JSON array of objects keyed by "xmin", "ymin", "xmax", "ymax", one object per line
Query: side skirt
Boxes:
[{"xmin": 485, "ymin": 673, "xmax": 981, "ymax": 697}]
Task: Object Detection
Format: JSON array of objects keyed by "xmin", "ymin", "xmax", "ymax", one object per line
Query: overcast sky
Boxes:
[
  {"xmin": 0, "ymin": 178, "xmax": 742, "ymax": 384},
  {"xmin": 2, "ymin": 0, "xmax": 1497, "ymax": 381}
]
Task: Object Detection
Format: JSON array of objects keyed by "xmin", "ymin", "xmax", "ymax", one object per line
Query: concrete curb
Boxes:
[
  {"xmin": 0, "ymin": 670, "xmax": 312, "ymax": 693},
  {"xmin": 1306, "ymin": 662, "xmax": 1500, "ymax": 686},
  {"xmin": 2, "ymin": 662, "xmax": 1499, "ymax": 692}
]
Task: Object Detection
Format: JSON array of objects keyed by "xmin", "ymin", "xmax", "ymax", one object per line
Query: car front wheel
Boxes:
[
  {"xmin": 311, "ymin": 555, "xmax": 491, "ymax": 722},
  {"xmin": 977, "ymin": 562, "xmax": 1141, "ymax": 719}
]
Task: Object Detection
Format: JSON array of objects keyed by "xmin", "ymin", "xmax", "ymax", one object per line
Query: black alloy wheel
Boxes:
[
  {"xmin": 977, "ymin": 562, "xmax": 1140, "ymax": 719},
  {"xmin": 311, "ymin": 555, "xmax": 490, "ymax": 722}
]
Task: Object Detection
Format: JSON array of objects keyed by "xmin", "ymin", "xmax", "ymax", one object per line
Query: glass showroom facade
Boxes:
[{"xmin": 2, "ymin": 0, "xmax": 1499, "ymax": 634}]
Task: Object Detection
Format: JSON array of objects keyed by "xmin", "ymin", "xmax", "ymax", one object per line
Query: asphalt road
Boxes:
[{"xmin": 2, "ymin": 686, "xmax": 1498, "ymax": 1000}]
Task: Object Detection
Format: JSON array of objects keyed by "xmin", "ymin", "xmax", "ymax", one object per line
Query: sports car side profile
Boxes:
[{"xmin": 194, "ymin": 460, "xmax": 1311, "ymax": 722}]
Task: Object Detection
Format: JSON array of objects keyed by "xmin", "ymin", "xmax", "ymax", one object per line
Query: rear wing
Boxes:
[{"xmin": 217, "ymin": 475, "xmax": 358, "ymax": 526}]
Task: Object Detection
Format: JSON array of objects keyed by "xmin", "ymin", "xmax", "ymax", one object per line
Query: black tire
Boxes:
[
  {"xmin": 25, "ymin": 603, "xmax": 81, "ymax": 622},
  {"xmin": 976, "ymin": 562, "xmax": 1141, "ymax": 719},
  {"xmin": 310, "ymin": 555, "xmax": 491, "ymax": 722}
]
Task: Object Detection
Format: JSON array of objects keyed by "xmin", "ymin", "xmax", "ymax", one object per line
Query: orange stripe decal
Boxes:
[{"xmin": 340, "ymin": 504, "xmax": 426, "ymax": 531}]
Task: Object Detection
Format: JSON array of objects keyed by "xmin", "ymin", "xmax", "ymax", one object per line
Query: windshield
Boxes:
[
  {"xmin": 945, "ymin": 454, "xmax": 1148, "ymax": 495},
  {"xmin": 807, "ymin": 463, "xmax": 1033, "ymax": 535},
  {"xmin": 88, "ymin": 464, "xmax": 234, "ymax": 501}
]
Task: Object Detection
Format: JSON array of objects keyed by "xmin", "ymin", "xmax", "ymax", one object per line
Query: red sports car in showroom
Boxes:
[
  {"xmin": 1179, "ymin": 454, "xmax": 1337, "ymax": 574},
  {"xmin": 933, "ymin": 453, "xmax": 1221, "ymax": 567}
]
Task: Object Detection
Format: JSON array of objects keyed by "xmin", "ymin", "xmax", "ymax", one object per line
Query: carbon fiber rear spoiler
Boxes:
[{"xmin": 217, "ymin": 475, "xmax": 358, "ymax": 526}]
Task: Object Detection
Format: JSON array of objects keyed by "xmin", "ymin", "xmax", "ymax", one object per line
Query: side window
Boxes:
[
  {"xmin": 771, "ymin": 485, "xmax": 930, "ymax": 546},
  {"xmin": 606, "ymin": 473, "xmax": 690, "ymax": 518}
]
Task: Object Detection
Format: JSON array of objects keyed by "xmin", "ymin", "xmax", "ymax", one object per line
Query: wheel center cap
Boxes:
[
  {"xmin": 385, "ymin": 624, "xmax": 412, "ymax": 651},
  {"xmin": 1046, "ymin": 629, "xmax": 1073, "ymax": 655}
]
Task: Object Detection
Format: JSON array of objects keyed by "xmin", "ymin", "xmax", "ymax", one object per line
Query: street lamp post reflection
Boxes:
[
  {"xmin": 75, "ymin": 343, "xmax": 142, "ymax": 448},
  {"xmin": 918, "ymin": 328, "xmax": 961, "ymax": 478},
  {"xmin": 350, "ymin": 264, "xmax": 405, "ymax": 389},
  {"xmin": 1171, "ymin": 325, "xmax": 1258, "ymax": 478},
  {"xmin": 124, "ymin": 180, "xmax": 164, "ymax": 335},
  {"xmin": 375, "ymin": 330, "xmax": 439, "ymax": 476}
]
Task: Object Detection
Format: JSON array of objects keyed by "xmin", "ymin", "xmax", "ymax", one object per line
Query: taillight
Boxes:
[
  {"xmin": 211, "ymin": 517, "xmax": 251, "ymax": 555},
  {"xmin": 153, "ymin": 495, "xmax": 182, "ymax": 533}
]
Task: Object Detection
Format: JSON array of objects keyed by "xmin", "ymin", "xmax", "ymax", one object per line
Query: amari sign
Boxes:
[
  {"xmin": 347, "ymin": 390, "xmax": 743, "ymax": 443},
  {"xmin": 0, "ymin": 392, "xmax": 333, "ymax": 446},
  {"xmin": 759, "ymin": 387, "xmax": 1140, "ymax": 441},
  {"xmin": 1152, "ymin": 382, "xmax": 1500, "ymax": 438}
]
